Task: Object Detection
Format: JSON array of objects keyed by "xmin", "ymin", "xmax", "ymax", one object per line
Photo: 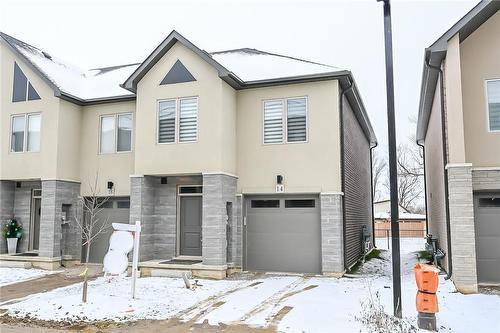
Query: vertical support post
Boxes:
[
  {"xmin": 131, "ymin": 220, "xmax": 141, "ymax": 299},
  {"xmin": 377, "ymin": 0, "xmax": 402, "ymax": 318}
]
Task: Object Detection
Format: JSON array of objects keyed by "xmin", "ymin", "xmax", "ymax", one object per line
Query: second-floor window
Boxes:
[
  {"xmin": 158, "ymin": 97, "xmax": 198, "ymax": 144},
  {"xmin": 99, "ymin": 113, "xmax": 133, "ymax": 153},
  {"xmin": 10, "ymin": 113, "xmax": 41, "ymax": 153},
  {"xmin": 263, "ymin": 97, "xmax": 307, "ymax": 144},
  {"xmin": 486, "ymin": 79, "xmax": 500, "ymax": 131}
]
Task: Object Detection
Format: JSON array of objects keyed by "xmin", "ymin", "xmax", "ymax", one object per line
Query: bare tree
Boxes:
[
  {"xmin": 74, "ymin": 174, "xmax": 110, "ymax": 303},
  {"xmin": 372, "ymin": 150, "xmax": 388, "ymax": 201},
  {"xmin": 384, "ymin": 144, "xmax": 424, "ymax": 213}
]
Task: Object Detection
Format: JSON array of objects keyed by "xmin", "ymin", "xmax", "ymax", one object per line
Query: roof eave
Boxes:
[
  {"xmin": 122, "ymin": 30, "xmax": 231, "ymax": 93},
  {"xmin": 416, "ymin": 0, "xmax": 500, "ymax": 144}
]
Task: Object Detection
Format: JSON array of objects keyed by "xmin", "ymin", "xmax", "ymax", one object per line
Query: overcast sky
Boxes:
[{"xmin": 0, "ymin": 0, "xmax": 478, "ymax": 153}]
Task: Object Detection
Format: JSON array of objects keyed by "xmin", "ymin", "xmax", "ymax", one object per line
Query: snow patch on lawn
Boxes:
[
  {"xmin": 0, "ymin": 267, "xmax": 54, "ymax": 287},
  {"xmin": 4, "ymin": 277, "xmax": 245, "ymax": 322}
]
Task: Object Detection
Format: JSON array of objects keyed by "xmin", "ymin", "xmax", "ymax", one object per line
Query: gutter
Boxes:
[
  {"xmin": 424, "ymin": 59, "xmax": 453, "ymax": 280},
  {"xmin": 339, "ymin": 78, "xmax": 354, "ymax": 271},
  {"xmin": 369, "ymin": 143, "xmax": 378, "ymax": 248},
  {"xmin": 416, "ymin": 142, "xmax": 429, "ymax": 234}
]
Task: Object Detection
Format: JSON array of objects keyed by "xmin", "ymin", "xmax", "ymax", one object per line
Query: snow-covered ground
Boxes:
[
  {"xmin": 0, "ymin": 267, "xmax": 55, "ymax": 287},
  {"xmin": 1, "ymin": 238, "xmax": 499, "ymax": 333}
]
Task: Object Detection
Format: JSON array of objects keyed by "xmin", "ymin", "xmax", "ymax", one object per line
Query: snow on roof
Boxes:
[
  {"xmin": 0, "ymin": 32, "xmax": 138, "ymax": 101},
  {"xmin": 374, "ymin": 211, "xmax": 426, "ymax": 220},
  {"xmin": 210, "ymin": 48, "xmax": 343, "ymax": 82},
  {"xmin": 1, "ymin": 33, "xmax": 343, "ymax": 102}
]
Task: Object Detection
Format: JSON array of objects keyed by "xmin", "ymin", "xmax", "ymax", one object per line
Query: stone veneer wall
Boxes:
[
  {"xmin": 39, "ymin": 180, "xmax": 80, "ymax": 258},
  {"xmin": 472, "ymin": 169, "xmax": 500, "ymax": 191},
  {"xmin": 130, "ymin": 175, "xmax": 203, "ymax": 261},
  {"xmin": 0, "ymin": 180, "xmax": 15, "ymax": 254},
  {"xmin": 320, "ymin": 193, "xmax": 344, "ymax": 275},
  {"xmin": 446, "ymin": 165, "xmax": 478, "ymax": 293},
  {"xmin": 202, "ymin": 174, "xmax": 237, "ymax": 266}
]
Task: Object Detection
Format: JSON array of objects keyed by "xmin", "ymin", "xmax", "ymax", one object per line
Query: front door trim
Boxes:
[
  {"xmin": 176, "ymin": 185, "xmax": 203, "ymax": 257},
  {"xmin": 29, "ymin": 188, "xmax": 42, "ymax": 251}
]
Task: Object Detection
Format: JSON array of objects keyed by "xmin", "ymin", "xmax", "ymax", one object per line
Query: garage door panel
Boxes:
[
  {"xmin": 245, "ymin": 195, "xmax": 321, "ymax": 274},
  {"xmin": 85, "ymin": 198, "xmax": 130, "ymax": 264},
  {"xmin": 474, "ymin": 193, "xmax": 500, "ymax": 284}
]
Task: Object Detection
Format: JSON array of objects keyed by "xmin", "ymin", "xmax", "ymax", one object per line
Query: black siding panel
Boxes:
[{"xmin": 342, "ymin": 95, "xmax": 373, "ymax": 268}]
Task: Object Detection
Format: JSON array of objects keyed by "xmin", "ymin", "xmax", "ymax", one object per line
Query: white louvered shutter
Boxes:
[
  {"xmin": 287, "ymin": 98, "xmax": 307, "ymax": 142},
  {"xmin": 264, "ymin": 100, "xmax": 284, "ymax": 143},
  {"xmin": 179, "ymin": 98, "xmax": 198, "ymax": 142},
  {"xmin": 158, "ymin": 100, "xmax": 176, "ymax": 143}
]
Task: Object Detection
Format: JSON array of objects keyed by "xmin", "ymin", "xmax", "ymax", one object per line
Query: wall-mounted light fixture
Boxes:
[{"xmin": 107, "ymin": 181, "xmax": 114, "ymax": 194}]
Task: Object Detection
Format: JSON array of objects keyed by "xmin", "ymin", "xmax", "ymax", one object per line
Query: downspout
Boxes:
[
  {"xmin": 369, "ymin": 143, "xmax": 378, "ymax": 248},
  {"xmin": 416, "ymin": 142, "xmax": 429, "ymax": 234},
  {"xmin": 339, "ymin": 78, "xmax": 354, "ymax": 271},
  {"xmin": 425, "ymin": 58, "xmax": 453, "ymax": 280}
]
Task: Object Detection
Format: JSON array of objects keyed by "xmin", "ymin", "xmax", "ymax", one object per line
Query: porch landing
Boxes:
[
  {"xmin": 0, "ymin": 254, "xmax": 79, "ymax": 270},
  {"xmin": 137, "ymin": 260, "xmax": 241, "ymax": 280}
]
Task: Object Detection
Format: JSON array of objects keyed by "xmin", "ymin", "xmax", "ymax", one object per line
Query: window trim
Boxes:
[
  {"xmin": 262, "ymin": 96, "xmax": 308, "ymax": 145},
  {"xmin": 485, "ymin": 78, "xmax": 500, "ymax": 133},
  {"xmin": 98, "ymin": 112, "xmax": 133, "ymax": 154},
  {"xmin": 9, "ymin": 112, "xmax": 41, "ymax": 153},
  {"xmin": 157, "ymin": 96, "xmax": 199, "ymax": 145}
]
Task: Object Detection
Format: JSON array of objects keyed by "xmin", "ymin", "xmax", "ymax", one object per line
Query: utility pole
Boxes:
[{"xmin": 377, "ymin": 0, "xmax": 402, "ymax": 318}]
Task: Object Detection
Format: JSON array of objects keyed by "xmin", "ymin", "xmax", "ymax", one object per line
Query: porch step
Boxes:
[{"xmin": 150, "ymin": 269, "xmax": 193, "ymax": 278}]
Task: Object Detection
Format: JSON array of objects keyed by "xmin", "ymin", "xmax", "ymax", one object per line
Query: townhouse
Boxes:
[{"xmin": 0, "ymin": 30, "xmax": 376, "ymax": 277}]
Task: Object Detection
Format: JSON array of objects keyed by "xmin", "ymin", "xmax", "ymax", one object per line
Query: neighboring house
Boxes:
[
  {"xmin": 0, "ymin": 30, "xmax": 377, "ymax": 277},
  {"xmin": 373, "ymin": 200, "xmax": 426, "ymax": 238},
  {"xmin": 417, "ymin": 0, "xmax": 500, "ymax": 292}
]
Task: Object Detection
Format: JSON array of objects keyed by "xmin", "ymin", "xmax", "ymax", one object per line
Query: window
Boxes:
[
  {"xmin": 12, "ymin": 62, "xmax": 40, "ymax": 102},
  {"xmin": 11, "ymin": 115, "xmax": 25, "ymax": 152},
  {"xmin": 117, "ymin": 114, "xmax": 132, "ymax": 152},
  {"xmin": 27, "ymin": 114, "xmax": 41, "ymax": 152},
  {"xmin": 158, "ymin": 97, "xmax": 198, "ymax": 144},
  {"xmin": 179, "ymin": 186, "xmax": 203, "ymax": 194},
  {"xmin": 486, "ymin": 79, "xmax": 500, "ymax": 131},
  {"xmin": 285, "ymin": 199, "xmax": 315, "ymax": 208},
  {"xmin": 263, "ymin": 97, "xmax": 307, "ymax": 144},
  {"xmin": 251, "ymin": 200, "xmax": 280, "ymax": 208},
  {"xmin": 99, "ymin": 113, "xmax": 133, "ymax": 153},
  {"xmin": 10, "ymin": 113, "xmax": 41, "ymax": 152},
  {"xmin": 117, "ymin": 200, "xmax": 130, "ymax": 209},
  {"xmin": 479, "ymin": 197, "xmax": 500, "ymax": 208}
]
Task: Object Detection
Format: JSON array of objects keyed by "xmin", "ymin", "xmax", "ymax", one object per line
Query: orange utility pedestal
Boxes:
[{"xmin": 414, "ymin": 263, "xmax": 439, "ymax": 331}]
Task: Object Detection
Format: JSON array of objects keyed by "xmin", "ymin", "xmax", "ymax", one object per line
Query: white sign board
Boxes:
[
  {"xmin": 103, "ymin": 221, "xmax": 141, "ymax": 299},
  {"xmin": 276, "ymin": 184, "xmax": 285, "ymax": 193}
]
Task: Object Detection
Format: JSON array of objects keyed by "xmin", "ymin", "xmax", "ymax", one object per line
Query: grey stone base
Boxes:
[
  {"xmin": 202, "ymin": 174, "xmax": 237, "ymax": 266},
  {"xmin": 320, "ymin": 193, "xmax": 344, "ymax": 274},
  {"xmin": 447, "ymin": 165, "xmax": 478, "ymax": 293}
]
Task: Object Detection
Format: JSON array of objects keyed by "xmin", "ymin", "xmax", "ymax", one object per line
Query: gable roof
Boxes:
[
  {"xmin": 0, "ymin": 30, "xmax": 376, "ymax": 145},
  {"xmin": 0, "ymin": 31, "xmax": 138, "ymax": 105},
  {"xmin": 416, "ymin": 0, "xmax": 500, "ymax": 143}
]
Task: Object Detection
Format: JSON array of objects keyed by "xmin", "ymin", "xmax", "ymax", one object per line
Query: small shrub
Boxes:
[
  {"xmin": 3, "ymin": 219, "xmax": 23, "ymax": 239},
  {"xmin": 356, "ymin": 285, "xmax": 416, "ymax": 333},
  {"xmin": 417, "ymin": 250, "xmax": 433, "ymax": 263}
]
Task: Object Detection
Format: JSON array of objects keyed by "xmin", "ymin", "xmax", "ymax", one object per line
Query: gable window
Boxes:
[
  {"xmin": 158, "ymin": 97, "xmax": 198, "ymax": 144},
  {"xmin": 99, "ymin": 113, "xmax": 133, "ymax": 153},
  {"xmin": 12, "ymin": 62, "xmax": 41, "ymax": 102},
  {"xmin": 486, "ymin": 79, "xmax": 500, "ymax": 131},
  {"xmin": 10, "ymin": 113, "xmax": 41, "ymax": 152},
  {"xmin": 263, "ymin": 97, "xmax": 307, "ymax": 144}
]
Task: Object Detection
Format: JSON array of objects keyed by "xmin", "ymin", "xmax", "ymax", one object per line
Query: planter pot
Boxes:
[{"xmin": 7, "ymin": 237, "xmax": 18, "ymax": 255}]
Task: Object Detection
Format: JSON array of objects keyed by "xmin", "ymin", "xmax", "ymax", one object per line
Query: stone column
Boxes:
[
  {"xmin": 0, "ymin": 180, "xmax": 15, "ymax": 254},
  {"xmin": 130, "ymin": 175, "xmax": 156, "ymax": 261},
  {"xmin": 202, "ymin": 174, "xmax": 237, "ymax": 266},
  {"xmin": 447, "ymin": 164, "xmax": 478, "ymax": 293},
  {"xmin": 320, "ymin": 193, "xmax": 344, "ymax": 276},
  {"xmin": 39, "ymin": 180, "xmax": 80, "ymax": 258}
]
